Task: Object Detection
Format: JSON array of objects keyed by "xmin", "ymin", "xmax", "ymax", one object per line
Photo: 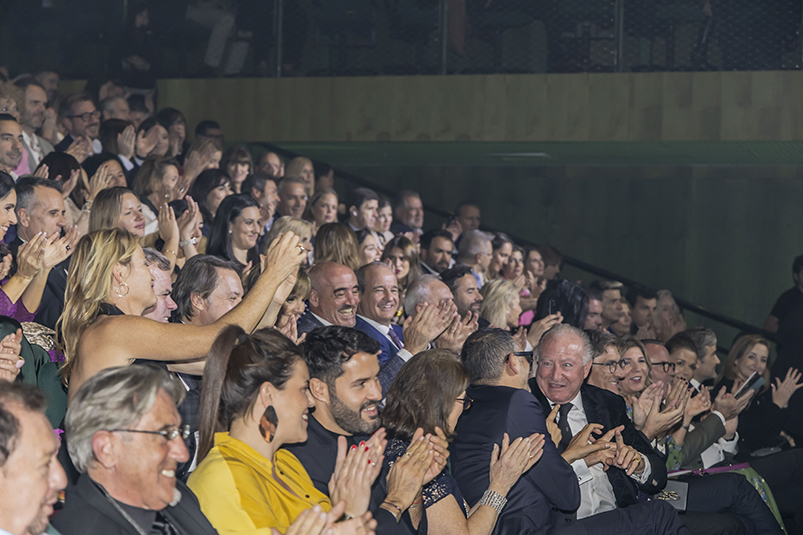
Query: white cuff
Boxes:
[
  {"xmin": 118, "ymin": 154, "xmax": 134, "ymax": 171},
  {"xmin": 718, "ymin": 432, "xmax": 739, "ymax": 453},
  {"xmin": 571, "ymin": 459, "xmax": 594, "ymax": 486},
  {"xmin": 630, "ymin": 453, "xmax": 652, "ymax": 483},
  {"xmin": 397, "ymin": 349, "xmax": 414, "ymax": 363}
]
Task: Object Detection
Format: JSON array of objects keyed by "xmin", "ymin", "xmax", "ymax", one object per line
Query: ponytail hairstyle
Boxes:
[
  {"xmin": 57, "ymin": 229, "xmax": 140, "ymax": 383},
  {"xmin": 196, "ymin": 325, "xmax": 303, "ymax": 462}
]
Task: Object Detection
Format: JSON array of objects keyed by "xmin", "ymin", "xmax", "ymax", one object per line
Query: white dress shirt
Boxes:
[
  {"xmin": 357, "ymin": 315, "xmax": 414, "ymax": 362},
  {"xmin": 550, "ymin": 391, "xmax": 652, "ymax": 519}
]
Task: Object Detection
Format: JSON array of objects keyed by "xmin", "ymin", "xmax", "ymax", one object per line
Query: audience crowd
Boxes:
[{"xmin": 1, "ymin": 66, "xmax": 803, "ymax": 535}]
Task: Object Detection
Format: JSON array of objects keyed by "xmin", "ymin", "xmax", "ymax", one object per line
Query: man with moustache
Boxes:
[
  {"xmin": 286, "ymin": 326, "xmax": 444, "ymax": 535},
  {"xmin": 16, "ymin": 82, "xmax": 54, "ymax": 170},
  {"xmin": 52, "ymin": 366, "xmax": 218, "ymax": 535},
  {"xmin": 297, "ymin": 262, "xmax": 360, "ymax": 335},
  {"xmin": 441, "ymin": 264, "xmax": 485, "ymax": 325},
  {"xmin": 0, "ymin": 382, "xmax": 67, "ymax": 535},
  {"xmin": 54, "ymin": 94, "xmax": 102, "ymax": 155},
  {"xmin": 354, "ymin": 263, "xmax": 456, "ymax": 393},
  {"xmin": 0, "ymin": 115, "xmax": 23, "ymax": 178},
  {"xmin": 419, "ymin": 230, "xmax": 454, "ymax": 275}
]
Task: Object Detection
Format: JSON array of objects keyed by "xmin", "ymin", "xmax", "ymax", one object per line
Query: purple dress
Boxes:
[{"xmin": 0, "ymin": 280, "xmax": 38, "ymax": 322}]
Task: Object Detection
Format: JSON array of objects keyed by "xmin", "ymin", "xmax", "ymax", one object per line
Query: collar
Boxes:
[
  {"xmin": 546, "ymin": 390, "xmax": 584, "ymax": 412},
  {"xmin": 689, "ymin": 378, "xmax": 702, "ymax": 391},
  {"xmin": 116, "ymin": 500, "xmax": 157, "ymax": 534},
  {"xmin": 309, "ymin": 312, "xmax": 332, "ymax": 327},
  {"xmin": 358, "ymin": 314, "xmax": 390, "ymax": 335}
]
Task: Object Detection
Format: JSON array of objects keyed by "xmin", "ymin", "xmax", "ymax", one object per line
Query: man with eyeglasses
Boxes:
[
  {"xmin": 52, "ymin": 365, "xmax": 217, "ymax": 535},
  {"xmin": 586, "ymin": 329, "xmax": 626, "ymax": 394},
  {"xmin": 54, "ymin": 93, "xmax": 102, "ymax": 156},
  {"xmin": 643, "ymin": 339, "xmax": 676, "ymax": 385}
]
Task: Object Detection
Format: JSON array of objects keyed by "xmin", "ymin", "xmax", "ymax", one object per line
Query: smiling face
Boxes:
[
  {"xmin": 19, "ymin": 185, "xmax": 66, "ymax": 240},
  {"xmin": 645, "ymin": 343, "xmax": 674, "ymax": 385},
  {"xmin": 227, "ymin": 162, "xmax": 250, "ymax": 187},
  {"xmin": 97, "ymin": 390, "xmax": 189, "ymax": 510},
  {"xmin": 311, "ymin": 193, "xmax": 338, "ymax": 226},
  {"xmin": 669, "ymin": 348, "xmax": 698, "ymax": 382},
  {"xmin": 0, "ymin": 190, "xmax": 17, "ymax": 239},
  {"xmin": 64, "ymin": 100, "xmax": 100, "ymax": 139},
  {"xmin": 270, "ymin": 360, "xmax": 315, "ymax": 445},
  {"xmin": 118, "ymin": 193, "xmax": 146, "ymax": 238},
  {"xmin": 588, "ymin": 345, "xmax": 621, "ymax": 394},
  {"xmin": 22, "ymin": 84, "xmax": 48, "ymax": 129},
  {"xmin": 525, "ymin": 249, "xmax": 545, "ymax": 277},
  {"xmin": 374, "ymin": 205, "xmax": 392, "ymax": 234},
  {"xmin": 192, "ymin": 268, "xmax": 243, "ymax": 326},
  {"xmin": 618, "ymin": 347, "xmax": 649, "ymax": 397},
  {"xmin": 734, "ymin": 343, "xmax": 769, "ymax": 383},
  {"xmin": 0, "ymin": 119, "xmax": 23, "ymax": 172},
  {"xmin": 489, "ymin": 242, "xmax": 512, "ymax": 276},
  {"xmin": 358, "ymin": 233, "xmax": 381, "ymax": 267},
  {"xmin": 329, "ymin": 351, "xmax": 383, "ymax": 435},
  {"xmin": 536, "ymin": 333, "xmax": 592, "ymax": 404},
  {"xmin": 0, "ymin": 406, "xmax": 66, "ymax": 535},
  {"xmin": 309, "ymin": 265, "xmax": 360, "ymax": 327},
  {"xmin": 119, "ymin": 246, "xmax": 157, "ymax": 314},
  {"xmin": 144, "ymin": 268, "xmax": 177, "ymax": 323},
  {"xmin": 357, "ymin": 264, "xmax": 399, "ymax": 326},
  {"xmin": 505, "ymin": 294, "xmax": 523, "ymax": 329},
  {"xmin": 229, "ymin": 206, "xmax": 261, "ymax": 251},
  {"xmin": 279, "ymin": 182, "xmax": 307, "ymax": 218},
  {"xmin": 206, "ymin": 181, "xmax": 233, "ymax": 218},
  {"xmin": 502, "ymin": 249, "xmax": 524, "ymax": 280},
  {"xmin": 694, "ymin": 345, "xmax": 720, "ymax": 383}
]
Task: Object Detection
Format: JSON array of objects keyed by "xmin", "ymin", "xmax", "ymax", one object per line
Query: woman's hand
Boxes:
[
  {"xmin": 328, "ymin": 430, "xmax": 387, "ymax": 517},
  {"xmin": 84, "ymin": 163, "xmax": 112, "ymax": 203},
  {"xmin": 136, "ymin": 126, "xmax": 159, "ymax": 158},
  {"xmin": 276, "ymin": 313, "xmax": 299, "ymax": 343},
  {"xmin": 630, "ymin": 382, "xmax": 662, "ymax": 430},
  {"xmin": 15, "ymin": 233, "xmax": 47, "ymax": 279},
  {"xmin": 384, "ymin": 429, "xmax": 432, "ymax": 510},
  {"xmin": 157, "ymin": 204, "xmax": 179, "ymax": 244},
  {"xmin": 487, "ymin": 433, "xmax": 544, "ymax": 496},
  {"xmin": 684, "ymin": 381, "xmax": 710, "ymax": 422},
  {"xmin": 118, "ymin": 125, "xmax": 136, "ymax": 160},
  {"xmin": 177, "ymin": 196, "xmax": 200, "ymax": 242},
  {"xmin": 264, "ymin": 232, "xmax": 307, "ymax": 283},
  {"xmin": 0, "ymin": 329, "xmax": 23, "ymax": 382},
  {"xmin": 772, "ymin": 368, "xmax": 803, "ymax": 409},
  {"xmin": 423, "ymin": 427, "xmax": 450, "ymax": 484}
]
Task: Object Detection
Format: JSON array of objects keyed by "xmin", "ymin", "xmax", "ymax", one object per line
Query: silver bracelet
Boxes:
[{"xmin": 478, "ymin": 489, "xmax": 507, "ymax": 514}]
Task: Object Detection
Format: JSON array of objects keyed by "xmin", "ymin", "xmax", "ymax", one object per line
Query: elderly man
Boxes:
[
  {"xmin": 298, "ymin": 262, "xmax": 360, "ymax": 335},
  {"xmin": 0, "ymin": 382, "xmax": 67, "ymax": 535},
  {"xmin": 354, "ymin": 263, "xmax": 456, "ymax": 393},
  {"xmin": 53, "ymin": 365, "xmax": 217, "ymax": 535},
  {"xmin": 643, "ymin": 339, "xmax": 676, "ymax": 386},
  {"xmin": 391, "ymin": 190, "xmax": 424, "ymax": 236},
  {"xmin": 451, "ymin": 328, "xmax": 689, "ymax": 535},
  {"xmin": 455, "ymin": 229, "xmax": 492, "ymax": 288}
]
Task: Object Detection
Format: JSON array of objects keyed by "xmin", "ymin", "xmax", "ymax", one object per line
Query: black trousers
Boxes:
[{"xmin": 750, "ymin": 449, "xmax": 803, "ymax": 535}]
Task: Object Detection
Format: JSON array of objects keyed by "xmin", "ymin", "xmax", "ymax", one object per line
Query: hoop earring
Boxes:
[
  {"xmin": 115, "ymin": 282, "xmax": 130, "ymax": 298},
  {"xmin": 258, "ymin": 406, "xmax": 278, "ymax": 443}
]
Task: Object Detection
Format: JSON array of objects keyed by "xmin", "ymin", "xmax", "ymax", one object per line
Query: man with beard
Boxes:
[
  {"xmin": 0, "ymin": 115, "xmax": 23, "ymax": 178},
  {"xmin": 297, "ymin": 262, "xmax": 360, "ymax": 335},
  {"xmin": 286, "ymin": 326, "xmax": 446, "ymax": 535},
  {"xmin": 54, "ymin": 94, "xmax": 102, "ymax": 155},
  {"xmin": 0, "ymin": 382, "xmax": 67, "ymax": 535},
  {"xmin": 419, "ymin": 230, "xmax": 453, "ymax": 275},
  {"xmin": 16, "ymin": 82, "xmax": 53, "ymax": 170}
]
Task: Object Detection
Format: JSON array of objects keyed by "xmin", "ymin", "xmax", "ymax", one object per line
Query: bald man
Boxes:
[{"xmin": 298, "ymin": 262, "xmax": 361, "ymax": 335}]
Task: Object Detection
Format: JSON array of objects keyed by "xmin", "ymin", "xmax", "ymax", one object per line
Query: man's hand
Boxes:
[
  {"xmin": 723, "ymin": 416, "xmax": 739, "ymax": 440},
  {"xmin": 434, "ymin": 311, "xmax": 478, "ymax": 354},
  {"xmin": 612, "ymin": 429, "xmax": 644, "ymax": 476},
  {"xmin": 65, "ymin": 136, "xmax": 92, "ymax": 163},
  {"xmin": 560, "ymin": 423, "xmax": 616, "ymax": 467},
  {"xmin": 527, "ymin": 313, "xmax": 562, "ymax": 348},
  {"xmin": 402, "ymin": 301, "xmax": 452, "ymax": 355}
]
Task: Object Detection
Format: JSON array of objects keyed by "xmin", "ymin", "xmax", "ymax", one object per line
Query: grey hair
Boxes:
[
  {"xmin": 535, "ymin": 324, "xmax": 594, "ymax": 365},
  {"xmin": 403, "ymin": 274, "xmax": 439, "ymax": 315},
  {"xmin": 685, "ymin": 327, "xmax": 717, "ymax": 360},
  {"xmin": 142, "ymin": 248, "xmax": 171, "ymax": 272},
  {"xmin": 656, "ymin": 289, "xmax": 681, "ymax": 314},
  {"xmin": 460, "ymin": 328, "xmax": 517, "ymax": 384},
  {"xmin": 14, "ymin": 177, "xmax": 61, "ymax": 216},
  {"xmin": 66, "ymin": 365, "xmax": 185, "ymax": 473},
  {"xmin": 100, "ymin": 95, "xmax": 127, "ymax": 115},
  {"xmin": 458, "ymin": 230, "xmax": 493, "ymax": 259}
]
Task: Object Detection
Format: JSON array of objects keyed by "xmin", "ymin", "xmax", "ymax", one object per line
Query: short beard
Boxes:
[{"xmin": 329, "ymin": 390, "xmax": 380, "ymax": 435}]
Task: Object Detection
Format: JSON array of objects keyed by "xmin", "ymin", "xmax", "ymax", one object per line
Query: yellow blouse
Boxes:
[{"xmin": 188, "ymin": 432, "xmax": 331, "ymax": 534}]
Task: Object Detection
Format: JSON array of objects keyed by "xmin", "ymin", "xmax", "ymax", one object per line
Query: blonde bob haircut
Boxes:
[
  {"xmin": 58, "ymin": 229, "xmax": 141, "ymax": 383},
  {"xmin": 479, "ymin": 279, "xmax": 520, "ymax": 329},
  {"xmin": 263, "ymin": 216, "xmax": 313, "ymax": 254},
  {"xmin": 313, "ymin": 223, "xmax": 360, "ymax": 272}
]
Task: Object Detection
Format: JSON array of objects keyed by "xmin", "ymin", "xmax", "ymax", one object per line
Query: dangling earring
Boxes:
[
  {"xmin": 258, "ymin": 406, "xmax": 278, "ymax": 443},
  {"xmin": 115, "ymin": 282, "xmax": 130, "ymax": 298}
]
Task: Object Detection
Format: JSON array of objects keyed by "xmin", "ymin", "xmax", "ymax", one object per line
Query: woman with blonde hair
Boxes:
[
  {"xmin": 303, "ymin": 188, "xmax": 338, "ymax": 231},
  {"xmin": 57, "ymin": 228, "xmax": 306, "ymax": 401},
  {"xmin": 132, "ymin": 156, "xmax": 181, "ymax": 236},
  {"xmin": 479, "ymin": 279, "xmax": 522, "ymax": 330},
  {"xmin": 313, "ymin": 223, "xmax": 360, "ymax": 272},
  {"xmin": 286, "ymin": 156, "xmax": 315, "ymax": 195}
]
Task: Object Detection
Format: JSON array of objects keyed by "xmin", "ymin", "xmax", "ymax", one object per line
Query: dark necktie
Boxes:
[
  {"xmin": 152, "ymin": 511, "xmax": 178, "ymax": 535},
  {"xmin": 388, "ymin": 327, "xmax": 404, "ymax": 349},
  {"xmin": 557, "ymin": 403, "xmax": 573, "ymax": 453}
]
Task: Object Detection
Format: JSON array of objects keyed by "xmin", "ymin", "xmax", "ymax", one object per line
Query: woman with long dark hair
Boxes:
[
  {"xmin": 188, "ymin": 168, "xmax": 232, "ymax": 239},
  {"xmin": 207, "ymin": 194, "xmax": 261, "ymax": 268}
]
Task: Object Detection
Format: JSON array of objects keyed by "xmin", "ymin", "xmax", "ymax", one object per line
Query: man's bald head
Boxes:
[{"xmin": 308, "ymin": 262, "xmax": 361, "ymax": 326}]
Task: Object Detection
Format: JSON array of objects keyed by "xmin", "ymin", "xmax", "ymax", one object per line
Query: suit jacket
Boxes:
[
  {"xmin": 23, "ymin": 133, "xmax": 54, "ymax": 171},
  {"xmin": 353, "ymin": 316, "xmax": 407, "ymax": 395},
  {"xmin": 53, "ymin": 134, "xmax": 74, "ymax": 153},
  {"xmin": 297, "ymin": 311, "xmax": 324, "ymax": 335},
  {"xmin": 9, "ymin": 236, "xmax": 70, "ymax": 329},
  {"xmin": 529, "ymin": 380, "xmax": 667, "ymax": 506},
  {"xmin": 451, "ymin": 384, "xmax": 580, "ymax": 535},
  {"xmin": 420, "ymin": 262, "xmax": 438, "ymax": 276},
  {"xmin": 51, "ymin": 474, "xmax": 218, "ymax": 535},
  {"xmin": 678, "ymin": 413, "xmax": 726, "ymax": 469}
]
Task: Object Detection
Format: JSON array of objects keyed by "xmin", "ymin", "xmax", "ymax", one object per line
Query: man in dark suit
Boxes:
[
  {"xmin": 353, "ymin": 262, "xmax": 448, "ymax": 394},
  {"xmin": 53, "ymin": 94, "xmax": 102, "ymax": 155},
  {"xmin": 452, "ymin": 328, "xmax": 690, "ymax": 535},
  {"xmin": 419, "ymin": 229, "xmax": 454, "ymax": 275},
  {"xmin": 297, "ymin": 262, "xmax": 360, "ymax": 336},
  {"xmin": 52, "ymin": 366, "xmax": 217, "ymax": 535},
  {"xmin": 11, "ymin": 177, "xmax": 76, "ymax": 329}
]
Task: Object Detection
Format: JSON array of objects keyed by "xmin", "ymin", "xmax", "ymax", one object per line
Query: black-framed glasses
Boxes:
[
  {"xmin": 106, "ymin": 424, "xmax": 191, "ymax": 441},
  {"xmin": 651, "ymin": 361, "xmax": 676, "ymax": 373},
  {"xmin": 456, "ymin": 396, "xmax": 473, "ymax": 411},
  {"xmin": 512, "ymin": 351, "xmax": 534, "ymax": 366},
  {"xmin": 592, "ymin": 360, "xmax": 628, "ymax": 374},
  {"xmin": 67, "ymin": 110, "xmax": 101, "ymax": 122}
]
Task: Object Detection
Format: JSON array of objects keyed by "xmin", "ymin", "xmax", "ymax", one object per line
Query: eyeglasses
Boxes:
[
  {"xmin": 67, "ymin": 110, "xmax": 101, "ymax": 122},
  {"xmin": 592, "ymin": 360, "xmax": 628, "ymax": 374},
  {"xmin": 651, "ymin": 361, "xmax": 676, "ymax": 373},
  {"xmin": 106, "ymin": 424, "xmax": 191, "ymax": 441},
  {"xmin": 512, "ymin": 351, "xmax": 534, "ymax": 367},
  {"xmin": 456, "ymin": 396, "xmax": 473, "ymax": 411}
]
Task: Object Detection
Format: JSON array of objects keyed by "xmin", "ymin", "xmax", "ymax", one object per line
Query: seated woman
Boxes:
[
  {"xmin": 274, "ymin": 270, "xmax": 311, "ymax": 342},
  {"xmin": 381, "ymin": 349, "xmax": 543, "ymax": 535},
  {"xmin": 486, "ymin": 233, "xmax": 514, "ymax": 282},
  {"xmin": 313, "ymin": 223, "xmax": 360, "ymax": 272},
  {"xmin": 714, "ymin": 334, "xmax": 803, "ymax": 454},
  {"xmin": 57, "ymin": 227, "xmax": 306, "ymax": 401},
  {"xmin": 356, "ymin": 228, "xmax": 381, "ymax": 268},
  {"xmin": 189, "ymin": 169, "xmax": 233, "ymax": 240},
  {"xmin": 207, "ymin": 194, "xmax": 261, "ymax": 269},
  {"xmin": 0, "ymin": 171, "xmax": 74, "ymax": 322},
  {"xmin": 131, "ymin": 156, "xmax": 181, "ymax": 236},
  {"xmin": 189, "ymin": 325, "xmax": 380, "ymax": 533},
  {"xmin": 610, "ymin": 299, "xmax": 632, "ymax": 337},
  {"xmin": 381, "ymin": 236, "xmax": 421, "ymax": 324},
  {"xmin": 479, "ymin": 279, "xmax": 522, "ymax": 331},
  {"xmin": 221, "ymin": 145, "xmax": 253, "ymax": 194},
  {"xmin": 499, "ymin": 246, "xmax": 543, "ymax": 326},
  {"xmin": 265, "ymin": 216, "xmax": 314, "ymax": 266},
  {"xmin": 303, "ymin": 188, "xmax": 338, "ymax": 234},
  {"xmin": 373, "ymin": 195, "xmax": 394, "ymax": 248},
  {"xmin": 286, "ymin": 156, "xmax": 315, "ymax": 195}
]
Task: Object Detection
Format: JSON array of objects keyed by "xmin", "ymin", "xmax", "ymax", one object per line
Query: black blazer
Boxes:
[
  {"xmin": 529, "ymin": 379, "xmax": 667, "ymax": 506},
  {"xmin": 297, "ymin": 311, "xmax": 324, "ymax": 335},
  {"xmin": 451, "ymin": 384, "xmax": 580, "ymax": 535},
  {"xmin": 51, "ymin": 474, "xmax": 218, "ymax": 535},
  {"xmin": 9, "ymin": 236, "xmax": 70, "ymax": 329}
]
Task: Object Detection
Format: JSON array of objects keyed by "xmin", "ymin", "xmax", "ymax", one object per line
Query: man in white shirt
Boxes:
[{"xmin": 18, "ymin": 82, "xmax": 54, "ymax": 171}]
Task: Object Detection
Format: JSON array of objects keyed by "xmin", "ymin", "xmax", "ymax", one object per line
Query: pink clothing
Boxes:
[{"xmin": 13, "ymin": 146, "xmax": 31, "ymax": 177}]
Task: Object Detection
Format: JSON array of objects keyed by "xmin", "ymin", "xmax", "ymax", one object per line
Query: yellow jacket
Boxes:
[{"xmin": 188, "ymin": 432, "xmax": 331, "ymax": 534}]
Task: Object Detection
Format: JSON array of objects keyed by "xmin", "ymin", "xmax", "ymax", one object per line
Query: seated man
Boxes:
[
  {"xmin": 297, "ymin": 262, "xmax": 360, "ymax": 335},
  {"xmin": 440, "ymin": 264, "xmax": 484, "ymax": 325},
  {"xmin": 286, "ymin": 325, "xmax": 437, "ymax": 535},
  {"xmin": 686, "ymin": 327, "xmax": 719, "ymax": 390},
  {"xmin": 585, "ymin": 329, "xmax": 623, "ymax": 394},
  {"xmin": 346, "ymin": 187, "xmax": 379, "ymax": 233},
  {"xmin": 0, "ymin": 382, "xmax": 67, "ymax": 535},
  {"xmin": 451, "ymin": 328, "xmax": 688, "ymax": 535},
  {"xmin": 626, "ymin": 286, "xmax": 658, "ymax": 339},
  {"xmin": 643, "ymin": 339, "xmax": 675, "ymax": 385},
  {"xmin": 391, "ymin": 190, "xmax": 424, "ymax": 236},
  {"xmin": 53, "ymin": 365, "xmax": 217, "ymax": 535},
  {"xmin": 587, "ymin": 280, "xmax": 625, "ymax": 331},
  {"xmin": 584, "ymin": 287, "xmax": 604, "ymax": 331},
  {"xmin": 354, "ymin": 263, "xmax": 451, "ymax": 393},
  {"xmin": 455, "ymin": 230, "xmax": 493, "ymax": 288},
  {"xmin": 276, "ymin": 176, "xmax": 307, "ymax": 219},
  {"xmin": 419, "ymin": 230, "xmax": 454, "ymax": 275},
  {"xmin": 143, "ymin": 249, "xmax": 177, "ymax": 324},
  {"xmin": 171, "ymin": 255, "xmax": 243, "ymax": 326}
]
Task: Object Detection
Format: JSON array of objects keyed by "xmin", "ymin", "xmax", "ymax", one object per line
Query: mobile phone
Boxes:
[{"xmin": 734, "ymin": 371, "xmax": 764, "ymax": 399}]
